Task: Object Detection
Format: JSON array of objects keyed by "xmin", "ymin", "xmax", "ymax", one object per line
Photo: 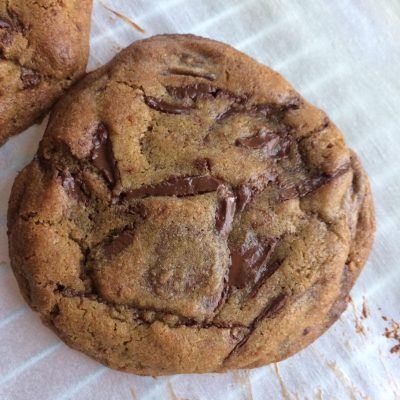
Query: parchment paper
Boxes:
[{"xmin": 1, "ymin": 1, "xmax": 400, "ymax": 399}]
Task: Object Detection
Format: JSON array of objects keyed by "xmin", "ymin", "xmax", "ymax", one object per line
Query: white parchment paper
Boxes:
[{"xmin": 1, "ymin": 1, "xmax": 400, "ymax": 399}]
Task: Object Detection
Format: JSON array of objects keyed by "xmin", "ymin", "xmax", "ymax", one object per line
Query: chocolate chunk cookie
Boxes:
[
  {"xmin": 7, "ymin": 34, "xmax": 375, "ymax": 375},
  {"xmin": 0, "ymin": 0, "xmax": 92, "ymax": 146}
]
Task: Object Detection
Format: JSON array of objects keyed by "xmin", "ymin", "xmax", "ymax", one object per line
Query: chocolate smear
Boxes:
[
  {"xmin": 90, "ymin": 123, "xmax": 119, "ymax": 188},
  {"xmin": 229, "ymin": 237, "xmax": 279, "ymax": 289},
  {"xmin": 144, "ymin": 96, "xmax": 192, "ymax": 114},
  {"xmin": 123, "ymin": 175, "xmax": 222, "ymax": 200},
  {"xmin": 215, "ymin": 188, "xmax": 236, "ymax": 239}
]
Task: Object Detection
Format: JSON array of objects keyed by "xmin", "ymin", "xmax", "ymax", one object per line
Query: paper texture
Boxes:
[{"xmin": 1, "ymin": 0, "xmax": 399, "ymax": 398}]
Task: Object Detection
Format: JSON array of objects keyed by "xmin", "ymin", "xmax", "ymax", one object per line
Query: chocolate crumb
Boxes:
[
  {"xmin": 361, "ymin": 296, "xmax": 369, "ymax": 320},
  {"xmin": 383, "ymin": 318, "xmax": 400, "ymax": 355}
]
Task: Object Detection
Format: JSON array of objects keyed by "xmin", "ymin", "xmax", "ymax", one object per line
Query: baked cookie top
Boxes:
[
  {"xmin": 0, "ymin": 0, "xmax": 92, "ymax": 145},
  {"xmin": 8, "ymin": 34, "xmax": 375, "ymax": 375}
]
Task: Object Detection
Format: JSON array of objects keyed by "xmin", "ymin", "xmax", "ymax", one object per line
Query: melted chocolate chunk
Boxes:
[
  {"xmin": 278, "ymin": 163, "xmax": 351, "ymax": 202},
  {"xmin": 255, "ymin": 292, "xmax": 287, "ymax": 323},
  {"xmin": 274, "ymin": 136, "xmax": 292, "ymax": 159},
  {"xmin": 277, "ymin": 182, "xmax": 299, "ymax": 202},
  {"xmin": 20, "ymin": 68, "xmax": 41, "ymax": 89},
  {"xmin": 103, "ymin": 227, "xmax": 135, "ymax": 257},
  {"xmin": 166, "ymin": 84, "xmax": 246, "ymax": 106},
  {"xmin": 249, "ymin": 259, "xmax": 284, "ymax": 297},
  {"xmin": 127, "ymin": 203, "xmax": 148, "ymax": 219},
  {"xmin": 217, "ymin": 97, "xmax": 300, "ymax": 122},
  {"xmin": 124, "ymin": 176, "xmax": 222, "ymax": 200},
  {"xmin": 234, "ymin": 172, "xmax": 278, "ymax": 214},
  {"xmin": 144, "ymin": 96, "xmax": 192, "ymax": 114},
  {"xmin": 166, "ymin": 67, "xmax": 216, "ymax": 81},
  {"xmin": 235, "ymin": 129, "xmax": 280, "ymax": 151},
  {"xmin": 235, "ymin": 185, "xmax": 252, "ymax": 213},
  {"xmin": 252, "ymin": 97, "xmax": 300, "ymax": 117},
  {"xmin": 166, "ymin": 83, "xmax": 219, "ymax": 101},
  {"xmin": 226, "ymin": 292, "xmax": 287, "ymax": 357},
  {"xmin": 0, "ymin": 18, "xmax": 11, "ymax": 29},
  {"xmin": 90, "ymin": 123, "xmax": 119, "ymax": 188},
  {"xmin": 303, "ymin": 327, "xmax": 311, "ymax": 336},
  {"xmin": 229, "ymin": 237, "xmax": 279, "ymax": 289},
  {"xmin": 0, "ymin": 13, "xmax": 26, "ymax": 44},
  {"xmin": 216, "ymin": 105, "xmax": 244, "ymax": 121},
  {"xmin": 57, "ymin": 169, "xmax": 90, "ymax": 203},
  {"xmin": 215, "ymin": 188, "xmax": 236, "ymax": 238}
]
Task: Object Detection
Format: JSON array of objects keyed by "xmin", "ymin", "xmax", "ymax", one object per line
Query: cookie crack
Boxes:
[
  {"xmin": 52, "ymin": 287, "xmax": 249, "ymax": 331},
  {"xmin": 222, "ymin": 292, "xmax": 288, "ymax": 364}
]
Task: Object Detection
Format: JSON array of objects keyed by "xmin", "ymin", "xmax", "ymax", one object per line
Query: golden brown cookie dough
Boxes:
[
  {"xmin": 8, "ymin": 34, "xmax": 375, "ymax": 375},
  {"xmin": 0, "ymin": 0, "xmax": 92, "ymax": 146}
]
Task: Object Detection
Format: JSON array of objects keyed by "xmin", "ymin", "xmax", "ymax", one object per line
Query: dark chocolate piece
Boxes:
[
  {"xmin": 127, "ymin": 203, "xmax": 148, "ymax": 219},
  {"xmin": 274, "ymin": 136, "xmax": 292, "ymax": 159},
  {"xmin": 215, "ymin": 188, "xmax": 236, "ymax": 238},
  {"xmin": 144, "ymin": 96, "xmax": 191, "ymax": 114},
  {"xmin": 235, "ymin": 129, "xmax": 280, "ymax": 151},
  {"xmin": 216, "ymin": 105, "xmax": 243, "ymax": 121},
  {"xmin": 234, "ymin": 171, "xmax": 277, "ymax": 214},
  {"xmin": 229, "ymin": 237, "xmax": 279, "ymax": 289},
  {"xmin": 166, "ymin": 84, "xmax": 245, "ymax": 105},
  {"xmin": 166, "ymin": 83, "xmax": 219, "ymax": 101},
  {"xmin": 91, "ymin": 123, "xmax": 119, "ymax": 188},
  {"xmin": 217, "ymin": 97, "xmax": 300, "ymax": 122},
  {"xmin": 235, "ymin": 185, "xmax": 252, "ymax": 213},
  {"xmin": 20, "ymin": 68, "xmax": 41, "ymax": 89},
  {"xmin": 0, "ymin": 18, "xmax": 11, "ymax": 29},
  {"xmin": 103, "ymin": 227, "xmax": 135, "ymax": 257},
  {"xmin": 124, "ymin": 175, "xmax": 222, "ymax": 200},
  {"xmin": 278, "ymin": 163, "xmax": 351, "ymax": 202}
]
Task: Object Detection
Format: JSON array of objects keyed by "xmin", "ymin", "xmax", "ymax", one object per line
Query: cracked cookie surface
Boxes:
[
  {"xmin": 7, "ymin": 34, "xmax": 375, "ymax": 375},
  {"xmin": 0, "ymin": 0, "xmax": 92, "ymax": 146}
]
